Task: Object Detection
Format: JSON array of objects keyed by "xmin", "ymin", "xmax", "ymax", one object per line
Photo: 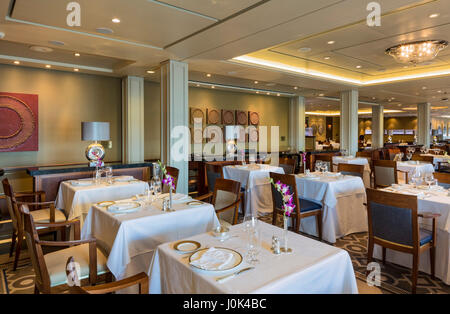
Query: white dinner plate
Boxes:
[
  {"xmin": 107, "ymin": 201, "xmax": 141, "ymax": 214},
  {"xmin": 70, "ymin": 180, "xmax": 94, "ymax": 186},
  {"xmin": 189, "ymin": 248, "xmax": 242, "ymax": 272},
  {"xmin": 96, "ymin": 201, "xmax": 115, "ymax": 207},
  {"xmin": 186, "ymin": 201, "xmax": 204, "ymax": 207},
  {"xmin": 174, "ymin": 240, "xmax": 201, "ymax": 253},
  {"xmin": 114, "ymin": 176, "xmax": 134, "ymax": 182}
]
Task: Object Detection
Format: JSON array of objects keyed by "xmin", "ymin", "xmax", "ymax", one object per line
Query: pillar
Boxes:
[
  {"xmin": 371, "ymin": 105, "xmax": 384, "ymax": 149},
  {"xmin": 340, "ymin": 89, "xmax": 359, "ymax": 155},
  {"xmin": 289, "ymin": 96, "xmax": 306, "ymax": 152}
]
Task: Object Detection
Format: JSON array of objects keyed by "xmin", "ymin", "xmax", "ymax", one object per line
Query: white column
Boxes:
[
  {"xmin": 160, "ymin": 60, "xmax": 189, "ymax": 194},
  {"xmin": 289, "ymin": 96, "xmax": 306, "ymax": 151},
  {"xmin": 417, "ymin": 102, "xmax": 431, "ymax": 147},
  {"xmin": 371, "ymin": 105, "xmax": 384, "ymax": 149},
  {"xmin": 340, "ymin": 90, "xmax": 359, "ymax": 155},
  {"xmin": 122, "ymin": 76, "xmax": 144, "ymax": 163}
]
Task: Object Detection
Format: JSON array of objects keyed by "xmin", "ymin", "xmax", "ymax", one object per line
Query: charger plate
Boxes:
[{"xmin": 189, "ymin": 247, "xmax": 242, "ymax": 272}]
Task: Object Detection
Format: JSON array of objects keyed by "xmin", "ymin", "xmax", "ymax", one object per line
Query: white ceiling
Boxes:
[{"xmin": 0, "ymin": 0, "xmax": 449, "ymax": 116}]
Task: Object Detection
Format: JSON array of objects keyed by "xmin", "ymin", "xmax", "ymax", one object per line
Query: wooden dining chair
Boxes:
[
  {"xmin": 269, "ymin": 172, "xmax": 322, "ymax": 240},
  {"xmin": 337, "ymin": 163, "xmax": 365, "ymax": 179},
  {"xmin": 373, "ymin": 160, "xmax": 408, "ymax": 188},
  {"xmin": 279, "ymin": 158, "xmax": 296, "ymax": 175},
  {"xmin": 162, "ymin": 166, "xmax": 179, "ymax": 193},
  {"xmin": 387, "ymin": 148, "xmax": 401, "ymax": 160},
  {"xmin": 205, "ymin": 162, "xmax": 224, "ymax": 193},
  {"xmin": 20, "ymin": 205, "xmax": 110, "ymax": 294},
  {"xmin": 433, "ymin": 172, "xmax": 450, "ymax": 189},
  {"xmin": 411, "ymin": 155, "xmax": 434, "ymax": 163},
  {"xmin": 314, "ymin": 155, "xmax": 333, "ymax": 172},
  {"xmin": 196, "ymin": 178, "xmax": 241, "ymax": 227},
  {"xmin": 366, "ymin": 188, "xmax": 438, "ymax": 294},
  {"xmin": 66, "ymin": 257, "xmax": 148, "ymax": 294},
  {"xmin": 2, "ymin": 178, "xmax": 67, "ymax": 270}
]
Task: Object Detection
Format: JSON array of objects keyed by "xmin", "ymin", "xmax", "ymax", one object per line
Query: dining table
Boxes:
[
  {"xmin": 332, "ymin": 156, "xmax": 371, "ymax": 187},
  {"xmin": 420, "ymin": 154, "xmax": 450, "ymax": 170},
  {"xmin": 81, "ymin": 193, "xmax": 219, "ymax": 290},
  {"xmin": 295, "ymin": 172, "xmax": 367, "ymax": 243},
  {"xmin": 55, "ymin": 176, "xmax": 149, "ymax": 224},
  {"xmin": 376, "ymin": 184, "xmax": 450, "ymax": 285},
  {"xmin": 222, "ymin": 164, "xmax": 284, "ymax": 216},
  {"xmin": 396, "ymin": 161, "xmax": 435, "ymax": 183},
  {"xmin": 148, "ymin": 221, "xmax": 358, "ymax": 294}
]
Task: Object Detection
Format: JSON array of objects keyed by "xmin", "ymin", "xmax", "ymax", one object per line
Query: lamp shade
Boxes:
[{"xmin": 81, "ymin": 122, "xmax": 110, "ymax": 141}]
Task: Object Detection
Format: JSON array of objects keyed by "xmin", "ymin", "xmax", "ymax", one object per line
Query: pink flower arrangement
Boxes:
[
  {"xmin": 269, "ymin": 178, "xmax": 296, "ymax": 217},
  {"xmin": 158, "ymin": 161, "xmax": 175, "ymax": 190}
]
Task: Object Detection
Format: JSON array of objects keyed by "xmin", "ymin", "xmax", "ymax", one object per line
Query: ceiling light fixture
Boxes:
[
  {"xmin": 146, "ymin": 70, "xmax": 155, "ymax": 74},
  {"xmin": 211, "ymin": 86, "xmax": 215, "ymax": 89},
  {"xmin": 356, "ymin": 65, "xmax": 362, "ymax": 69},
  {"xmin": 294, "ymin": 86, "xmax": 298, "ymax": 90},
  {"xmin": 298, "ymin": 47, "xmax": 311, "ymax": 53},
  {"xmin": 324, "ymin": 56, "xmax": 331, "ymax": 60},
  {"xmin": 74, "ymin": 53, "xmax": 80, "ymax": 57},
  {"xmin": 29, "ymin": 46, "xmax": 53, "ymax": 53},
  {"xmin": 386, "ymin": 40, "xmax": 448, "ymax": 65},
  {"xmin": 327, "ymin": 41, "xmax": 335, "ymax": 45},
  {"xmin": 112, "ymin": 18, "xmax": 121, "ymax": 23},
  {"xmin": 206, "ymin": 73, "xmax": 211, "ymax": 77},
  {"xmin": 45, "ymin": 65, "xmax": 51, "ymax": 68},
  {"xmin": 74, "ymin": 68, "xmax": 79, "ymax": 72},
  {"xmin": 254, "ymin": 81, "xmax": 258, "ymax": 84},
  {"xmin": 13, "ymin": 61, "xmax": 20, "ymax": 65},
  {"xmin": 429, "ymin": 13, "xmax": 440, "ymax": 18}
]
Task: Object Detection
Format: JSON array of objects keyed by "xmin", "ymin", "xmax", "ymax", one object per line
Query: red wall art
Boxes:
[{"xmin": 0, "ymin": 92, "xmax": 38, "ymax": 152}]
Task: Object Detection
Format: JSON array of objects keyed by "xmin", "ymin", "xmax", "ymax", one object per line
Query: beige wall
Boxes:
[
  {"xmin": 0, "ymin": 64, "xmax": 122, "ymax": 168},
  {"xmin": 144, "ymin": 81, "xmax": 161, "ymax": 160},
  {"xmin": 189, "ymin": 87, "xmax": 290, "ymax": 150}
]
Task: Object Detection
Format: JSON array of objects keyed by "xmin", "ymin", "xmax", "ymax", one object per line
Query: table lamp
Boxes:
[{"xmin": 81, "ymin": 122, "xmax": 110, "ymax": 167}]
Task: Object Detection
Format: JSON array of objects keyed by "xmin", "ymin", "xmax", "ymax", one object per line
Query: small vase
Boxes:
[
  {"xmin": 281, "ymin": 215, "xmax": 292, "ymax": 253},
  {"xmin": 169, "ymin": 187, "xmax": 173, "ymax": 210}
]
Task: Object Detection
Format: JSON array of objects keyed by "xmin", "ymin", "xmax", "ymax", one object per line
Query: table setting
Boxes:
[
  {"xmin": 377, "ymin": 176, "xmax": 450, "ymax": 285},
  {"xmin": 81, "ymin": 190, "xmax": 219, "ymax": 285},
  {"xmin": 148, "ymin": 220, "xmax": 358, "ymax": 294},
  {"xmin": 295, "ymin": 170, "xmax": 367, "ymax": 243},
  {"xmin": 332, "ymin": 156, "xmax": 371, "ymax": 187},
  {"xmin": 223, "ymin": 163, "xmax": 284, "ymax": 215}
]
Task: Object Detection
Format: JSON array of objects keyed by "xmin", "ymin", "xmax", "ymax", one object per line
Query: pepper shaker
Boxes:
[{"xmin": 272, "ymin": 236, "xmax": 281, "ymax": 255}]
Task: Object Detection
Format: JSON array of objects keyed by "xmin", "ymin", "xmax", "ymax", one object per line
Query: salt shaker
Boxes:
[
  {"xmin": 162, "ymin": 198, "xmax": 169, "ymax": 211},
  {"xmin": 272, "ymin": 236, "xmax": 281, "ymax": 255}
]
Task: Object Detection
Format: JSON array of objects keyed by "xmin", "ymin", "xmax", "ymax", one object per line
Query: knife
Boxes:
[{"xmin": 215, "ymin": 267, "xmax": 254, "ymax": 283}]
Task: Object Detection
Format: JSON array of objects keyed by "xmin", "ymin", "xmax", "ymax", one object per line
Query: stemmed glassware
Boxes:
[
  {"xmin": 320, "ymin": 162, "xmax": 328, "ymax": 173},
  {"xmin": 315, "ymin": 161, "xmax": 322, "ymax": 173},
  {"xmin": 425, "ymin": 174, "xmax": 435, "ymax": 190},
  {"xmin": 406, "ymin": 152, "xmax": 412, "ymax": 161}
]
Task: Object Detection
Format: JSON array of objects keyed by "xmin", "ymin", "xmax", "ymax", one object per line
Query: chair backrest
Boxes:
[
  {"xmin": 366, "ymin": 188, "xmax": 419, "ymax": 248},
  {"xmin": 388, "ymin": 148, "xmax": 401, "ymax": 160},
  {"xmin": 411, "ymin": 155, "xmax": 434, "ymax": 163},
  {"xmin": 162, "ymin": 166, "xmax": 179, "ymax": 193},
  {"xmin": 279, "ymin": 158, "xmax": 296, "ymax": 175},
  {"xmin": 433, "ymin": 172, "xmax": 450, "ymax": 189},
  {"xmin": 269, "ymin": 172, "xmax": 300, "ymax": 230},
  {"xmin": 205, "ymin": 163, "xmax": 224, "ymax": 193},
  {"xmin": 373, "ymin": 160, "xmax": 398, "ymax": 188},
  {"xmin": 314, "ymin": 155, "xmax": 333, "ymax": 171},
  {"xmin": 21, "ymin": 205, "xmax": 50, "ymax": 291},
  {"xmin": 212, "ymin": 178, "xmax": 241, "ymax": 225},
  {"xmin": 337, "ymin": 163, "xmax": 364, "ymax": 179},
  {"xmin": 1, "ymin": 178, "xmax": 18, "ymax": 229},
  {"xmin": 66, "ymin": 257, "xmax": 149, "ymax": 294}
]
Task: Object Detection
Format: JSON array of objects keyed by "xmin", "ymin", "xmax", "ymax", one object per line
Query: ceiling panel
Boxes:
[
  {"xmin": 157, "ymin": 0, "xmax": 262, "ymax": 20},
  {"xmin": 11, "ymin": 0, "xmax": 216, "ymax": 48}
]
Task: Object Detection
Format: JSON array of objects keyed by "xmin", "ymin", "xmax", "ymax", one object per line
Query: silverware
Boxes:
[{"xmin": 215, "ymin": 267, "xmax": 254, "ymax": 283}]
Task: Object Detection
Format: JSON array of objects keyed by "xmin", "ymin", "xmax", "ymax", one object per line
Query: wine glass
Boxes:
[
  {"xmin": 315, "ymin": 161, "xmax": 322, "ymax": 173},
  {"xmin": 425, "ymin": 174, "xmax": 434, "ymax": 190},
  {"xmin": 321, "ymin": 162, "xmax": 328, "ymax": 173},
  {"xmin": 406, "ymin": 152, "xmax": 412, "ymax": 161}
]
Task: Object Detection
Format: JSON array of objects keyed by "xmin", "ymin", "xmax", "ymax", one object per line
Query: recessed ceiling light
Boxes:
[
  {"xmin": 277, "ymin": 93, "xmax": 280, "ymax": 97},
  {"xmin": 319, "ymin": 93, "xmax": 325, "ymax": 96},
  {"xmin": 211, "ymin": 86, "xmax": 215, "ymax": 89},
  {"xmin": 29, "ymin": 45, "xmax": 53, "ymax": 53},
  {"xmin": 298, "ymin": 47, "xmax": 311, "ymax": 53},
  {"xmin": 327, "ymin": 41, "xmax": 335, "ymax": 45},
  {"xmin": 372, "ymin": 97, "xmax": 376, "ymax": 100},
  {"xmin": 13, "ymin": 61, "xmax": 20, "ymax": 65},
  {"xmin": 45, "ymin": 65, "xmax": 51, "ymax": 68},
  {"xmin": 146, "ymin": 70, "xmax": 155, "ymax": 74},
  {"xmin": 48, "ymin": 40, "xmax": 65, "ymax": 46},
  {"xmin": 266, "ymin": 92, "xmax": 270, "ymax": 95},
  {"xmin": 429, "ymin": 13, "xmax": 440, "ymax": 18},
  {"xmin": 324, "ymin": 56, "xmax": 331, "ymax": 60},
  {"xmin": 96, "ymin": 27, "xmax": 114, "ymax": 34},
  {"xmin": 196, "ymin": 84, "xmax": 200, "ymax": 87},
  {"xmin": 74, "ymin": 53, "xmax": 80, "ymax": 57},
  {"xmin": 254, "ymin": 81, "xmax": 258, "ymax": 84},
  {"xmin": 438, "ymin": 90, "xmax": 443, "ymax": 93},
  {"xmin": 256, "ymin": 91, "xmax": 260, "ymax": 94},
  {"xmin": 356, "ymin": 65, "xmax": 362, "ymax": 69},
  {"xmin": 112, "ymin": 18, "xmax": 121, "ymax": 23},
  {"xmin": 422, "ymin": 86, "xmax": 427, "ymax": 90},
  {"xmin": 294, "ymin": 86, "xmax": 298, "ymax": 90},
  {"xmin": 74, "ymin": 68, "xmax": 79, "ymax": 72},
  {"xmin": 206, "ymin": 73, "xmax": 211, "ymax": 77}
]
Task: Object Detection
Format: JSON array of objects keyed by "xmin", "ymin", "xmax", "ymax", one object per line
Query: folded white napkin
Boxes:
[
  {"xmin": 108, "ymin": 202, "xmax": 137, "ymax": 211},
  {"xmin": 70, "ymin": 179, "xmax": 94, "ymax": 186},
  {"xmin": 155, "ymin": 193, "xmax": 191, "ymax": 204},
  {"xmin": 114, "ymin": 175, "xmax": 134, "ymax": 182},
  {"xmin": 190, "ymin": 247, "xmax": 234, "ymax": 271}
]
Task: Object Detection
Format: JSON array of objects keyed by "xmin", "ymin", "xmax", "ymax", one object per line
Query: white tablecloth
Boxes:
[
  {"xmin": 56, "ymin": 179, "xmax": 148, "ymax": 222},
  {"xmin": 420, "ymin": 154, "xmax": 450, "ymax": 169},
  {"xmin": 295, "ymin": 173, "xmax": 367, "ymax": 243},
  {"xmin": 223, "ymin": 164, "xmax": 284, "ymax": 215},
  {"xmin": 397, "ymin": 161, "xmax": 434, "ymax": 183},
  {"xmin": 375, "ymin": 186, "xmax": 450, "ymax": 284},
  {"xmin": 81, "ymin": 195, "xmax": 219, "ymax": 281},
  {"xmin": 333, "ymin": 156, "xmax": 371, "ymax": 188},
  {"xmin": 148, "ymin": 222, "xmax": 358, "ymax": 294}
]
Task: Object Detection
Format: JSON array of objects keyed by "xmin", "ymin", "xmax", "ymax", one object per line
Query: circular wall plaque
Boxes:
[
  {"xmin": 207, "ymin": 109, "xmax": 220, "ymax": 124},
  {"xmin": 249, "ymin": 128, "xmax": 259, "ymax": 142},
  {"xmin": 236, "ymin": 111, "xmax": 247, "ymax": 125},
  {"xmin": 249, "ymin": 112, "xmax": 260, "ymax": 125},
  {"xmin": 318, "ymin": 125, "xmax": 324, "ymax": 135},
  {"xmin": 190, "ymin": 108, "xmax": 204, "ymax": 124},
  {"xmin": 0, "ymin": 95, "xmax": 35, "ymax": 150},
  {"xmin": 222, "ymin": 110, "xmax": 235, "ymax": 125}
]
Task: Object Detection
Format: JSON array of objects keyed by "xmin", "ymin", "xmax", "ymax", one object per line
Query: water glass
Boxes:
[
  {"xmin": 105, "ymin": 167, "xmax": 113, "ymax": 185},
  {"xmin": 245, "ymin": 219, "xmax": 260, "ymax": 265},
  {"xmin": 425, "ymin": 174, "xmax": 434, "ymax": 190},
  {"xmin": 153, "ymin": 176, "xmax": 162, "ymax": 198},
  {"xmin": 315, "ymin": 161, "xmax": 322, "ymax": 173},
  {"xmin": 406, "ymin": 153, "xmax": 412, "ymax": 161}
]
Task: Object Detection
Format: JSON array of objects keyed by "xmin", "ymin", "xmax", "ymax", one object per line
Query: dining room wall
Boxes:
[{"xmin": 143, "ymin": 83, "xmax": 291, "ymax": 160}]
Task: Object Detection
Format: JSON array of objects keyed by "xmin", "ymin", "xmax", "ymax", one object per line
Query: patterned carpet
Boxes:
[{"xmin": 0, "ymin": 217, "xmax": 449, "ymax": 294}]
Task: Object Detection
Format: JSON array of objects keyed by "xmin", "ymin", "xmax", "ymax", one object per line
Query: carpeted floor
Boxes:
[{"xmin": 0, "ymin": 217, "xmax": 449, "ymax": 294}]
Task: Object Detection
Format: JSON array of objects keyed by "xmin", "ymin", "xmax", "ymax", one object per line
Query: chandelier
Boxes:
[{"xmin": 385, "ymin": 40, "xmax": 448, "ymax": 65}]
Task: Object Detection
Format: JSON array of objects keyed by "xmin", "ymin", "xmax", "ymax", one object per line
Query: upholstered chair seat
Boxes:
[
  {"xmin": 45, "ymin": 244, "xmax": 108, "ymax": 287},
  {"xmin": 299, "ymin": 199, "xmax": 322, "ymax": 213}
]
